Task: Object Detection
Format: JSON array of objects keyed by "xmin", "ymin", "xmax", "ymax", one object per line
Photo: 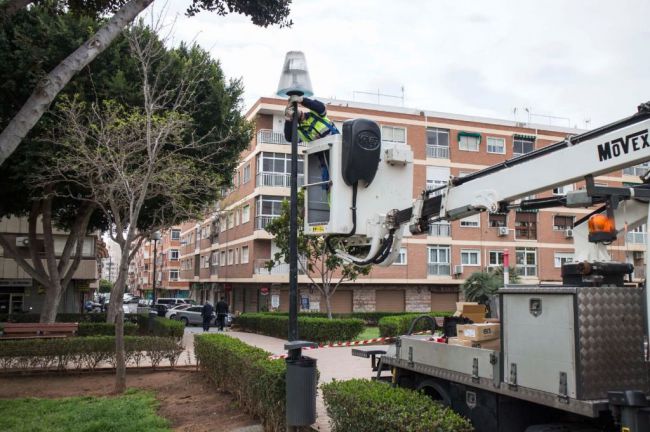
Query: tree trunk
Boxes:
[
  {"xmin": 114, "ymin": 309, "xmax": 126, "ymax": 393},
  {"xmin": 324, "ymin": 291, "xmax": 333, "ymax": 319},
  {"xmin": 39, "ymin": 281, "xmax": 63, "ymax": 323},
  {"xmin": 0, "ymin": 0, "xmax": 154, "ymax": 166}
]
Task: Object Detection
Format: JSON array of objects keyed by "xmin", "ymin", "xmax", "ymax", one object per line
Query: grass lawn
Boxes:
[
  {"xmin": 0, "ymin": 389, "xmax": 170, "ymax": 432},
  {"xmin": 355, "ymin": 326, "xmax": 380, "ymax": 341}
]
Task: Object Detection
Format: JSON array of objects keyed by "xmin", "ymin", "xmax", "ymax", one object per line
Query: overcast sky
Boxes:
[{"xmin": 160, "ymin": 0, "xmax": 649, "ymax": 129}]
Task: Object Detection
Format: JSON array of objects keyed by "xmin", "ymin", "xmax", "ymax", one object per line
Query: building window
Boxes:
[
  {"xmin": 488, "ymin": 251, "xmax": 504, "ymax": 267},
  {"xmin": 242, "ymin": 204, "xmax": 250, "ymax": 223},
  {"xmin": 242, "ymin": 163, "xmax": 251, "ymax": 184},
  {"xmin": 513, "ymin": 137, "xmax": 535, "ymax": 156},
  {"xmin": 553, "ymin": 184, "xmax": 574, "ymax": 196},
  {"xmin": 427, "ymin": 246, "xmax": 450, "ymax": 276},
  {"xmin": 234, "ymin": 248, "xmax": 239, "ymax": 265},
  {"xmin": 144, "ymin": 264, "xmax": 149, "ymax": 271},
  {"xmin": 255, "ymin": 195, "xmax": 285, "ymax": 229},
  {"xmin": 515, "ymin": 212, "xmax": 537, "ymax": 239},
  {"xmin": 235, "ymin": 209, "xmax": 240, "ymax": 226},
  {"xmin": 220, "ymin": 251, "xmax": 226, "ymax": 266},
  {"xmin": 220, "ymin": 216, "xmax": 227, "ymax": 232},
  {"xmin": 227, "ymin": 249, "xmax": 234, "ymax": 265},
  {"xmin": 227, "ymin": 212, "xmax": 234, "ymax": 229},
  {"xmin": 553, "ymin": 215, "xmax": 574, "ymax": 231},
  {"xmin": 169, "ymin": 270, "xmax": 179, "ymax": 281},
  {"xmin": 487, "ymin": 137, "xmax": 505, "ymax": 154},
  {"xmin": 515, "ymin": 248, "xmax": 537, "ymax": 277},
  {"xmin": 489, "ymin": 213, "xmax": 507, "ymax": 228},
  {"xmin": 171, "ymin": 229, "xmax": 181, "ymax": 240},
  {"xmin": 170, "ymin": 249, "xmax": 179, "ymax": 260},
  {"xmin": 426, "ymin": 127, "xmax": 449, "ymax": 158},
  {"xmin": 211, "ymin": 252, "xmax": 219, "ymax": 265},
  {"xmin": 554, "ymin": 252, "xmax": 574, "ymax": 268},
  {"xmin": 460, "ymin": 214, "xmax": 480, "ymax": 228},
  {"xmin": 426, "ymin": 166, "xmax": 449, "ymax": 194},
  {"xmin": 395, "ymin": 247, "xmax": 407, "ymax": 265},
  {"xmin": 461, "ymin": 249, "xmax": 480, "ymax": 266},
  {"xmin": 381, "ymin": 125, "xmax": 406, "ymax": 143},
  {"xmin": 241, "ymin": 246, "xmax": 249, "ymax": 264},
  {"xmin": 256, "ymin": 152, "xmax": 304, "ymax": 187},
  {"xmin": 458, "ymin": 133, "xmax": 480, "ymax": 152}
]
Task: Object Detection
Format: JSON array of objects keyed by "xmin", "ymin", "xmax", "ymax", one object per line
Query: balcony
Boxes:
[
  {"xmin": 427, "ymin": 263, "xmax": 450, "ymax": 276},
  {"xmin": 426, "ymin": 145, "xmax": 449, "ymax": 159},
  {"xmin": 257, "ymin": 129, "xmax": 306, "ymax": 146},
  {"xmin": 255, "ymin": 215, "xmax": 279, "ymax": 230},
  {"xmin": 254, "ymin": 258, "xmax": 305, "ymax": 275},
  {"xmin": 428, "ymin": 222, "xmax": 451, "ymax": 237},
  {"xmin": 256, "ymin": 172, "xmax": 304, "ymax": 188},
  {"xmin": 627, "ymin": 231, "xmax": 648, "ymax": 244}
]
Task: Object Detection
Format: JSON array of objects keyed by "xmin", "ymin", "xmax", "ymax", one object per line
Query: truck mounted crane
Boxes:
[{"xmin": 302, "ymin": 102, "xmax": 650, "ymax": 431}]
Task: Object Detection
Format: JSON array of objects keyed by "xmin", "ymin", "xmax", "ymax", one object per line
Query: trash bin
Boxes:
[{"xmin": 286, "ymin": 355, "xmax": 317, "ymax": 426}]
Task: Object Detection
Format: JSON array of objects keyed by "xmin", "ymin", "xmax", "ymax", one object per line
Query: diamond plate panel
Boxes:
[{"xmin": 576, "ymin": 286, "xmax": 650, "ymax": 399}]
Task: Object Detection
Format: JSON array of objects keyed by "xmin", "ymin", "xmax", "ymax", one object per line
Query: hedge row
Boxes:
[
  {"xmin": 77, "ymin": 322, "xmax": 138, "ymax": 337},
  {"xmin": 257, "ymin": 311, "xmax": 453, "ymax": 326},
  {"xmin": 322, "ymin": 379, "xmax": 473, "ymax": 432},
  {"xmin": 237, "ymin": 313, "xmax": 364, "ymax": 343},
  {"xmin": 135, "ymin": 314, "xmax": 185, "ymax": 340},
  {"xmin": 195, "ymin": 334, "xmax": 286, "ymax": 432},
  {"xmin": 0, "ymin": 336, "xmax": 184, "ymax": 371},
  {"xmin": 378, "ymin": 312, "xmax": 453, "ymax": 337},
  {"xmin": 0, "ymin": 313, "xmax": 109, "ymax": 323}
]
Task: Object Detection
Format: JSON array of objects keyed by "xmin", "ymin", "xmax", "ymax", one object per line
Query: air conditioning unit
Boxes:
[
  {"xmin": 565, "ymin": 229, "xmax": 573, "ymax": 238},
  {"xmin": 15, "ymin": 236, "xmax": 29, "ymax": 247},
  {"xmin": 498, "ymin": 227, "xmax": 509, "ymax": 236},
  {"xmin": 453, "ymin": 265, "xmax": 463, "ymax": 275}
]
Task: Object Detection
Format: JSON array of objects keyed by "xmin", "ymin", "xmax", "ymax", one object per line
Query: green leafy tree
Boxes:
[
  {"xmin": 264, "ymin": 191, "xmax": 371, "ymax": 319},
  {"xmin": 99, "ymin": 279, "xmax": 113, "ymax": 293},
  {"xmin": 463, "ymin": 266, "xmax": 520, "ymax": 312}
]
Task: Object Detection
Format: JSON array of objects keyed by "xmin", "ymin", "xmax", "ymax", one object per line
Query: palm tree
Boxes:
[{"xmin": 463, "ymin": 266, "xmax": 520, "ymax": 315}]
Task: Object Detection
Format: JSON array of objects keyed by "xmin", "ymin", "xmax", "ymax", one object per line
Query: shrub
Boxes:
[
  {"xmin": 378, "ymin": 312, "xmax": 453, "ymax": 337},
  {"xmin": 135, "ymin": 314, "xmax": 184, "ymax": 340},
  {"xmin": 195, "ymin": 334, "xmax": 286, "ymax": 432},
  {"xmin": 257, "ymin": 311, "xmax": 455, "ymax": 326},
  {"xmin": 236, "ymin": 313, "xmax": 364, "ymax": 343},
  {"xmin": 77, "ymin": 322, "xmax": 138, "ymax": 337},
  {"xmin": 322, "ymin": 379, "xmax": 473, "ymax": 432},
  {"xmin": 0, "ymin": 336, "xmax": 183, "ymax": 371}
]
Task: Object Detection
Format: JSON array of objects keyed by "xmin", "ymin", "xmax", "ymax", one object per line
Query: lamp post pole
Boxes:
[
  {"xmin": 288, "ymin": 95, "xmax": 300, "ymax": 344},
  {"xmin": 152, "ymin": 238, "xmax": 158, "ymax": 304}
]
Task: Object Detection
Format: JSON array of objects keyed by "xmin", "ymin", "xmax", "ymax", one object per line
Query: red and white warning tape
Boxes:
[{"xmin": 268, "ymin": 332, "xmax": 444, "ymax": 360}]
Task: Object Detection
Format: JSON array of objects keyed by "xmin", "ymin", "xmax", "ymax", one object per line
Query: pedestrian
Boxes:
[
  {"xmin": 216, "ymin": 297, "xmax": 229, "ymax": 332},
  {"xmin": 201, "ymin": 301, "xmax": 214, "ymax": 332}
]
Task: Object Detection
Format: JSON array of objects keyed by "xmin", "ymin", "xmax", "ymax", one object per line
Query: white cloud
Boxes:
[{"xmin": 154, "ymin": 0, "xmax": 649, "ymax": 128}]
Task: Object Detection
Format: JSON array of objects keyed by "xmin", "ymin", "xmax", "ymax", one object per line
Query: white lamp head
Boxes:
[
  {"xmin": 276, "ymin": 51, "xmax": 313, "ymax": 98},
  {"xmin": 152, "ymin": 231, "xmax": 162, "ymax": 241}
]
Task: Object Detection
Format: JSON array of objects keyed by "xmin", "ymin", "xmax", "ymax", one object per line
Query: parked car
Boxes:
[
  {"xmin": 175, "ymin": 305, "xmax": 214, "ymax": 326},
  {"xmin": 150, "ymin": 304, "xmax": 170, "ymax": 317},
  {"xmin": 156, "ymin": 298, "xmax": 196, "ymax": 308},
  {"xmin": 165, "ymin": 304, "xmax": 192, "ymax": 319}
]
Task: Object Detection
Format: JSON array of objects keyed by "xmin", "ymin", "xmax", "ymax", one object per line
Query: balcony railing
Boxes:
[
  {"xmin": 254, "ymin": 258, "xmax": 305, "ymax": 275},
  {"xmin": 257, "ymin": 129, "xmax": 306, "ymax": 146},
  {"xmin": 426, "ymin": 145, "xmax": 449, "ymax": 159},
  {"xmin": 256, "ymin": 172, "xmax": 305, "ymax": 188},
  {"xmin": 627, "ymin": 231, "xmax": 648, "ymax": 244},
  {"xmin": 255, "ymin": 215, "xmax": 279, "ymax": 230},
  {"xmin": 428, "ymin": 222, "xmax": 451, "ymax": 237},
  {"xmin": 427, "ymin": 263, "xmax": 450, "ymax": 276}
]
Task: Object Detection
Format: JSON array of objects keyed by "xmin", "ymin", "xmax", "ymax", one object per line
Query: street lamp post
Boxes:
[
  {"xmin": 276, "ymin": 51, "xmax": 318, "ymax": 430},
  {"xmin": 151, "ymin": 231, "xmax": 161, "ymax": 304}
]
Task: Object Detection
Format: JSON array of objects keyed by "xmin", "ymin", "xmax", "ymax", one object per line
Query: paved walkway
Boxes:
[{"xmin": 184, "ymin": 327, "xmax": 378, "ymax": 432}]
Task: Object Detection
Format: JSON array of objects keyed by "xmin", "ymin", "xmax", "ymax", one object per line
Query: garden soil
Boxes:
[{"xmin": 0, "ymin": 369, "xmax": 261, "ymax": 431}]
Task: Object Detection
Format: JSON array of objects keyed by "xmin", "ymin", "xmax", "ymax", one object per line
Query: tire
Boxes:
[
  {"xmin": 180, "ymin": 317, "xmax": 189, "ymax": 326},
  {"xmin": 169, "ymin": 314, "xmax": 176, "ymax": 320}
]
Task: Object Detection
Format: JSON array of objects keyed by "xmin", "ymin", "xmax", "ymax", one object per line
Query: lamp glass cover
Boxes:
[{"xmin": 276, "ymin": 51, "xmax": 313, "ymax": 97}]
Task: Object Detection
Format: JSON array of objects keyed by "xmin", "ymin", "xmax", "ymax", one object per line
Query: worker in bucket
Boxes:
[{"xmin": 284, "ymin": 97, "xmax": 338, "ymax": 203}]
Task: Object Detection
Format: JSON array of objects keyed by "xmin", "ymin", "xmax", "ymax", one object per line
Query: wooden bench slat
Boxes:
[{"xmin": 1, "ymin": 322, "xmax": 78, "ymax": 339}]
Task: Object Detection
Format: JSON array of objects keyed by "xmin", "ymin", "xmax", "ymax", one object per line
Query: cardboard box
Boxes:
[
  {"xmin": 448, "ymin": 336, "xmax": 500, "ymax": 351},
  {"xmin": 457, "ymin": 323, "xmax": 500, "ymax": 341},
  {"xmin": 452, "ymin": 302, "xmax": 486, "ymax": 323}
]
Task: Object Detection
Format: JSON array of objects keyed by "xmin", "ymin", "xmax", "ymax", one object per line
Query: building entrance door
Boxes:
[{"xmin": 0, "ymin": 293, "xmax": 24, "ymax": 315}]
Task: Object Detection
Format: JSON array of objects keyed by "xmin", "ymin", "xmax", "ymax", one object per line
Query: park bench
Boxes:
[{"xmin": 0, "ymin": 322, "xmax": 78, "ymax": 339}]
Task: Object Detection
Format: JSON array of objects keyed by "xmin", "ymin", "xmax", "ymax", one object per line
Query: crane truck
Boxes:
[{"xmin": 302, "ymin": 102, "xmax": 650, "ymax": 431}]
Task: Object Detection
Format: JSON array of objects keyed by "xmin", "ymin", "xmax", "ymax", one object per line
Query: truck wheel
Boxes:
[
  {"xmin": 415, "ymin": 379, "xmax": 451, "ymax": 406},
  {"xmin": 525, "ymin": 424, "xmax": 600, "ymax": 432}
]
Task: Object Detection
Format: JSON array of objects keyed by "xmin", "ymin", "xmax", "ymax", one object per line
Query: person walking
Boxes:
[
  {"xmin": 201, "ymin": 301, "xmax": 214, "ymax": 332},
  {"xmin": 215, "ymin": 297, "xmax": 229, "ymax": 332}
]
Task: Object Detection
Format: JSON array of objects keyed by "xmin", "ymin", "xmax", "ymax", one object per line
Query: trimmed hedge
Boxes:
[
  {"xmin": 0, "ymin": 336, "xmax": 184, "ymax": 371},
  {"xmin": 78, "ymin": 322, "xmax": 138, "ymax": 337},
  {"xmin": 322, "ymin": 379, "xmax": 473, "ymax": 432},
  {"xmin": 195, "ymin": 334, "xmax": 286, "ymax": 432},
  {"xmin": 237, "ymin": 313, "xmax": 364, "ymax": 343},
  {"xmin": 378, "ymin": 312, "xmax": 453, "ymax": 337},
  {"xmin": 0, "ymin": 313, "xmax": 140, "ymax": 324},
  {"xmin": 135, "ymin": 314, "xmax": 185, "ymax": 340},
  {"xmin": 257, "ymin": 311, "xmax": 451, "ymax": 326}
]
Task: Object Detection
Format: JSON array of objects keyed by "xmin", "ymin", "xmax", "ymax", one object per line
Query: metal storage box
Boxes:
[{"xmin": 501, "ymin": 285, "xmax": 649, "ymax": 400}]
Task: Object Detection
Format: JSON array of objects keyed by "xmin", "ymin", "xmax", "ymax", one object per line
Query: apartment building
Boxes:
[
  {"xmin": 136, "ymin": 97, "xmax": 647, "ymax": 313},
  {"xmin": 0, "ymin": 216, "xmax": 100, "ymax": 315}
]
